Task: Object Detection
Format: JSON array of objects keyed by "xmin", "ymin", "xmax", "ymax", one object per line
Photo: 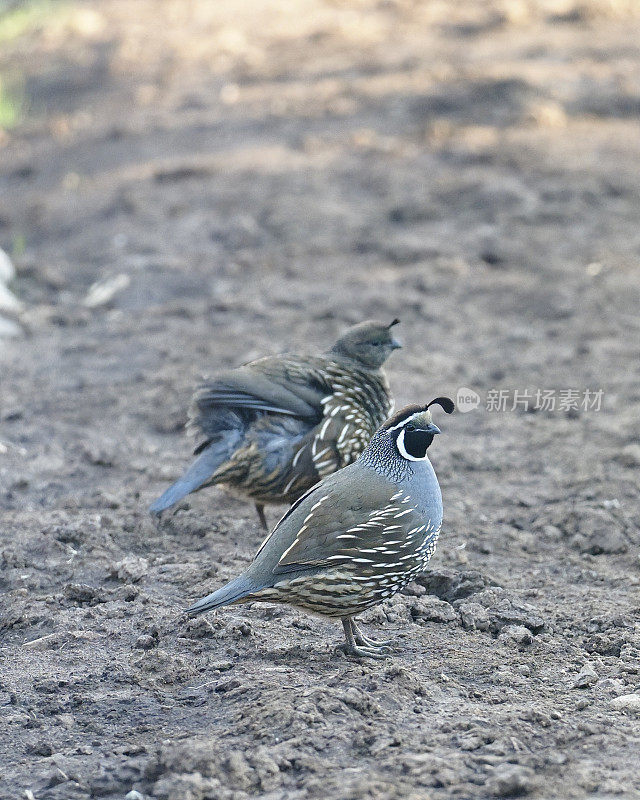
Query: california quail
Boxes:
[
  {"xmin": 186, "ymin": 398, "xmax": 454, "ymax": 658},
  {"xmin": 149, "ymin": 320, "xmax": 401, "ymax": 529}
]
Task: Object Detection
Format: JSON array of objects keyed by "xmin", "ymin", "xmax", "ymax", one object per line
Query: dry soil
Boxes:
[{"xmin": 1, "ymin": 1, "xmax": 640, "ymax": 798}]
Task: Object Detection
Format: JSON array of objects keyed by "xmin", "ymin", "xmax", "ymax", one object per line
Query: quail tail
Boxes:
[
  {"xmin": 149, "ymin": 438, "xmax": 236, "ymax": 515},
  {"xmin": 186, "ymin": 575, "xmax": 260, "ymax": 616}
]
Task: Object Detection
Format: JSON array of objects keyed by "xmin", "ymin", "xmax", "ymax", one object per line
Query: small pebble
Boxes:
[
  {"xmin": 135, "ymin": 634, "xmax": 158, "ymax": 650},
  {"xmin": 499, "ymin": 625, "xmax": 533, "ymax": 646},
  {"xmin": 572, "ymin": 664, "xmax": 598, "ymax": 689}
]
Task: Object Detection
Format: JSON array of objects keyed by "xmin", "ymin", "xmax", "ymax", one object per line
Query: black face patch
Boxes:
[{"xmin": 403, "ymin": 429, "xmax": 434, "ymax": 458}]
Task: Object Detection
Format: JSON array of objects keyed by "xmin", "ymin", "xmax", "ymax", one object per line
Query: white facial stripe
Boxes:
[
  {"xmin": 386, "ymin": 413, "xmax": 423, "ymax": 433},
  {"xmin": 396, "ymin": 427, "xmax": 429, "ymax": 461}
]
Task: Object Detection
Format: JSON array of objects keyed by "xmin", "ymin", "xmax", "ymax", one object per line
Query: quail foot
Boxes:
[
  {"xmin": 186, "ymin": 398, "xmax": 454, "ymax": 659},
  {"xmin": 150, "ymin": 319, "xmax": 401, "ymax": 529}
]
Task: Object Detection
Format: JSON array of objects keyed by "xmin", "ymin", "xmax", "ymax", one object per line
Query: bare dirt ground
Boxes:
[{"xmin": 1, "ymin": 1, "xmax": 640, "ymax": 797}]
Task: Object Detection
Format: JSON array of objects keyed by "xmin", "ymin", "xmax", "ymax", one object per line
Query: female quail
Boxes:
[
  {"xmin": 149, "ymin": 320, "xmax": 401, "ymax": 529},
  {"xmin": 186, "ymin": 398, "xmax": 454, "ymax": 658}
]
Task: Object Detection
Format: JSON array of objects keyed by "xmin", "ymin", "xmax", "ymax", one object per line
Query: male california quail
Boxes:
[
  {"xmin": 186, "ymin": 398, "xmax": 454, "ymax": 658},
  {"xmin": 149, "ymin": 320, "xmax": 401, "ymax": 529}
]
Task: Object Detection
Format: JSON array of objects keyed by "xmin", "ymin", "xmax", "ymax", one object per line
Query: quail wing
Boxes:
[
  {"xmin": 250, "ymin": 465, "xmax": 426, "ymax": 579},
  {"xmin": 189, "ymin": 356, "xmax": 335, "ymax": 438}
]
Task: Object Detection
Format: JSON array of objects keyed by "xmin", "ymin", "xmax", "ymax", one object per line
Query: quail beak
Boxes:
[
  {"xmin": 422, "ymin": 423, "xmax": 441, "ymax": 435},
  {"xmin": 390, "ymin": 337, "xmax": 402, "ymax": 350}
]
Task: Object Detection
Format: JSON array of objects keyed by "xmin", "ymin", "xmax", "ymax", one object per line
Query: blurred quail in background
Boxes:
[
  {"xmin": 186, "ymin": 398, "xmax": 454, "ymax": 658},
  {"xmin": 150, "ymin": 320, "xmax": 401, "ymax": 529}
]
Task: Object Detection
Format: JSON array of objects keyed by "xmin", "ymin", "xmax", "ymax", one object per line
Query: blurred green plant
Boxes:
[
  {"xmin": 0, "ymin": 0, "xmax": 62, "ymax": 43},
  {"xmin": 0, "ymin": 1, "xmax": 71, "ymax": 130},
  {"xmin": 0, "ymin": 73, "xmax": 25, "ymax": 129},
  {"xmin": 12, "ymin": 232, "xmax": 26, "ymax": 258}
]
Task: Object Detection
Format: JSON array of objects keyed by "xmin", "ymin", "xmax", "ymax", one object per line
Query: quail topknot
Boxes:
[
  {"xmin": 186, "ymin": 398, "xmax": 454, "ymax": 658},
  {"xmin": 149, "ymin": 319, "xmax": 401, "ymax": 529}
]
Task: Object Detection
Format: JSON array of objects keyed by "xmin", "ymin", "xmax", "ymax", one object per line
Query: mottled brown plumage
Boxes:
[{"xmin": 149, "ymin": 320, "xmax": 400, "ymax": 528}]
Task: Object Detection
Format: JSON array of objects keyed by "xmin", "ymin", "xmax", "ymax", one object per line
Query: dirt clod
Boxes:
[{"xmin": 487, "ymin": 765, "xmax": 536, "ymax": 797}]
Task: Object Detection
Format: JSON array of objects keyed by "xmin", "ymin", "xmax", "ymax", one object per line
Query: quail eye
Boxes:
[{"xmin": 406, "ymin": 424, "xmax": 415, "ymax": 432}]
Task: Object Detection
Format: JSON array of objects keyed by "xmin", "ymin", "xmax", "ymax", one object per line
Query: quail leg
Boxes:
[
  {"xmin": 339, "ymin": 618, "xmax": 388, "ymax": 659},
  {"xmin": 350, "ymin": 619, "xmax": 392, "ymax": 650},
  {"xmin": 255, "ymin": 503, "xmax": 268, "ymax": 532}
]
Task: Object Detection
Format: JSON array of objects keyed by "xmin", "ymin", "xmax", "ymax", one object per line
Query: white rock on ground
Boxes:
[
  {"xmin": 611, "ymin": 694, "xmax": 640, "ymax": 714},
  {"xmin": 0, "ymin": 248, "xmax": 15, "ymax": 284},
  {"xmin": 83, "ymin": 273, "xmax": 131, "ymax": 308},
  {"xmin": 0, "ymin": 282, "xmax": 23, "ymax": 314},
  {"xmin": 0, "ymin": 315, "xmax": 22, "ymax": 338}
]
